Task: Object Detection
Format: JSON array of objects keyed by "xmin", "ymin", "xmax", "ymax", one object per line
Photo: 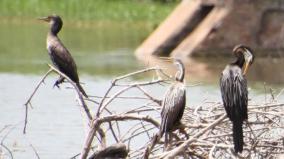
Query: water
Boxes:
[{"xmin": 0, "ymin": 20, "xmax": 283, "ymax": 158}]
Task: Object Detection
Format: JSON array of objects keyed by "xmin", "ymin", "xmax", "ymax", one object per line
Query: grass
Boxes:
[{"xmin": 0, "ymin": 0, "xmax": 177, "ymax": 24}]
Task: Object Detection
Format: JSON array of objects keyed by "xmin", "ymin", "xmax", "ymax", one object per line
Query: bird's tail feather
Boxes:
[
  {"xmin": 159, "ymin": 125, "xmax": 165, "ymax": 139},
  {"xmin": 76, "ymin": 83, "xmax": 88, "ymax": 98},
  {"xmin": 159, "ymin": 116, "xmax": 166, "ymax": 138},
  {"xmin": 232, "ymin": 120, "xmax": 244, "ymax": 153}
]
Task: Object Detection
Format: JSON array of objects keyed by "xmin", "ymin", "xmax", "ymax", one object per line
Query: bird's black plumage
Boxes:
[
  {"xmin": 220, "ymin": 45, "xmax": 254, "ymax": 153},
  {"xmin": 39, "ymin": 15, "xmax": 88, "ymax": 97},
  {"xmin": 160, "ymin": 59, "xmax": 186, "ymax": 147}
]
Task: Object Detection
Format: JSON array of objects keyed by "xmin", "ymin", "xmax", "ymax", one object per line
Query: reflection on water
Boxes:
[{"xmin": 0, "ymin": 20, "xmax": 283, "ymax": 158}]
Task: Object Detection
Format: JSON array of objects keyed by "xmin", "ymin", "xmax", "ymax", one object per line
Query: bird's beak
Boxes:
[
  {"xmin": 37, "ymin": 17, "xmax": 50, "ymax": 22},
  {"xmin": 242, "ymin": 62, "xmax": 250, "ymax": 75}
]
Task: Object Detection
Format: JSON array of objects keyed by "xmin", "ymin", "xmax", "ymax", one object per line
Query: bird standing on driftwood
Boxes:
[
  {"xmin": 38, "ymin": 15, "xmax": 88, "ymax": 97},
  {"xmin": 220, "ymin": 44, "xmax": 254, "ymax": 153},
  {"xmin": 159, "ymin": 58, "xmax": 187, "ymax": 149}
]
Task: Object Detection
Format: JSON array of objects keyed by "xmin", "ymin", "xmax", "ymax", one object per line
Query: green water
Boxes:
[{"xmin": 0, "ymin": 20, "xmax": 149, "ymax": 75}]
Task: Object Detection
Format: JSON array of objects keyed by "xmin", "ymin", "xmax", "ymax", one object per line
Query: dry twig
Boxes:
[
  {"xmin": 78, "ymin": 67, "xmax": 284, "ymax": 159},
  {"xmin": 24, "ymin": 66, "xmax": 284, "ymax": 159}
]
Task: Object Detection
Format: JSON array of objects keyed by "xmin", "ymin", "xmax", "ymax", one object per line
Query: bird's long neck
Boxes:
[
  {"xmin": 175, "ymin": 62, "xmax": 185, "ymax": 82},
  {"xmin": 49, "ymin": 21, "xmax": 62, "ymax": 36},
  {"xmin": 47, "ymin": 22, "xmax": 61, "ymax": 49},
  {"xmin": 232, "ymin": 53, "xmax": 245, "ymax": 68}
]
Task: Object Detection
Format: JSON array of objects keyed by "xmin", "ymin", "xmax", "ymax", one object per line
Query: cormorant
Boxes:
[{"xmin": 39, "ymin": 15, "xmax": 88, "ymax": 97}]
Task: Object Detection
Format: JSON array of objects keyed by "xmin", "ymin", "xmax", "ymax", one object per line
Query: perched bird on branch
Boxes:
[
  {"xmin": 159, "ymin": 58, "xmax": 187, "ymax": 148},
  {"xmin": 38, "ymin": 15, "xmax": 88, "ymax": 97},
  {"xmin": 220, "ymin": 44, "xmax": 254, "ymax": 153}
]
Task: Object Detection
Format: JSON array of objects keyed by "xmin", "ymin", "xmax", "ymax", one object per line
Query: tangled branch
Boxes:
[
  {"xmin": 23, "ymin": 65, "xmax": 284, "ymax": 159},
  {"xmin": 79, "ymin": 67, "xmax": 283, "ymax": 159}
]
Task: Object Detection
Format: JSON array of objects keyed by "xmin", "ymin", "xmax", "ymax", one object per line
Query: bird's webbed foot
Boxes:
[
  {"xmin": 53, "ymin": 81, "xmax": 60, "ymax": 88},
  {"xmin": 53, "ymin": 76, "xmax": 65, "ymax": 88}
]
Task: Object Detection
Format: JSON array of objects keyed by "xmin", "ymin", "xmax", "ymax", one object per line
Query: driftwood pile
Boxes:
[{"xmin": 20, "ymin": 65, "xmax": 284, "ymax": 159}]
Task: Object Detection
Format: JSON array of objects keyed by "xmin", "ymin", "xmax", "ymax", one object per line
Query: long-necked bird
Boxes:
[
  {"xmin": 220, "ymin": 44, "xmax": 254, "ymax": 153},
  {"xmin": 39, "ymin": 15, "xmax": 88, "ymax": 97},
  {"xmin": 160, "ymin": 59, "xmax": 186, "ymax": 148}
]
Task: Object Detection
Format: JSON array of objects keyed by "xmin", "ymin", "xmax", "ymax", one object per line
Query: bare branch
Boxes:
[
  {"xmin": 22, "ymin": 65, "xmax": 284, "ymax": 159},
  {"xmin": 23, "ymin": 68, "xmax": 53, "ymax": 133},
  {"xmin": 48, "ymin": 64, "xmax": 92, "ymax": 121}
]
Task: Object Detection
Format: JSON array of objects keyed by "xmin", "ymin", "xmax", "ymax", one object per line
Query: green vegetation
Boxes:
[{"xmin": 0, "ymin": 0, "xmax": 177, "ymax": 24}]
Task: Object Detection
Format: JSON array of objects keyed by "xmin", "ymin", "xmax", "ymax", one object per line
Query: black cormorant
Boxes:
[{"xmin": 39, "ymin": 15, "xmax": 88, "ymax": 97}]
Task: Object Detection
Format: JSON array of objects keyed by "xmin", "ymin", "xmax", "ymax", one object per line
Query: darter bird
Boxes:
[
  {"xmin": 38, "ymin": 15, "xmax": 88, "ymax": 97},
  {"xmin": 159, "ymin": 58, "xmax": 186, "ymax": 148},
  {"xmin": 220, "ymin": 44, "xmax": 254, "ymax": 153}
]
